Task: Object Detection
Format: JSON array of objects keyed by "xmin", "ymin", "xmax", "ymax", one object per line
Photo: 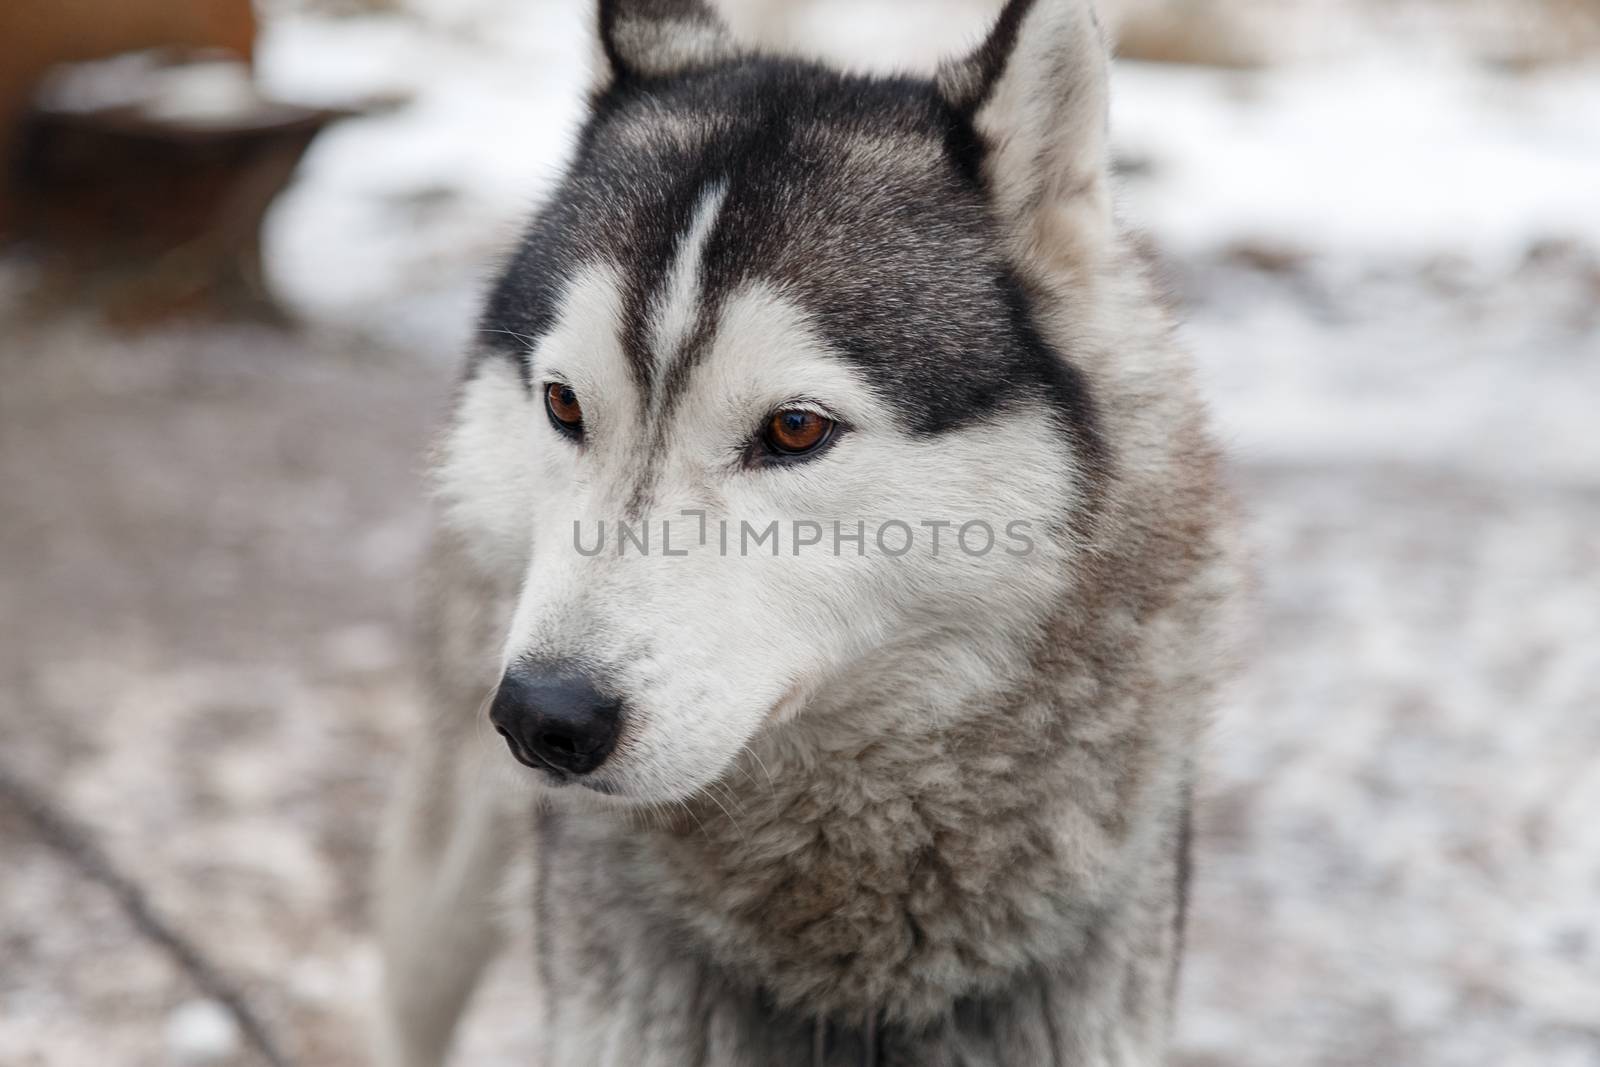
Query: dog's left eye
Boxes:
[
  {"xmin": 761, "ymin": 409, "xmax": 836, "ymax": 458},
  {"xmin": 545, "ymin": 382, "xmax": 584, "ymax": 439}
]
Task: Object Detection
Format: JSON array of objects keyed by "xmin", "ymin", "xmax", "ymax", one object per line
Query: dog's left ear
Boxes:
[
  {"xmin": 938, "ymin": 0, "xmax": 1113, "ymax": 264},
  {"xmin": 595, "ymin": 0, "xmax": 739, "ymax": 85}
]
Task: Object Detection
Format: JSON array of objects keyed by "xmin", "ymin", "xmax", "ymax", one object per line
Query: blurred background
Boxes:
[{"xmin": 1, "ymin": 1, "xmax": 1597, "ymax": 1064}]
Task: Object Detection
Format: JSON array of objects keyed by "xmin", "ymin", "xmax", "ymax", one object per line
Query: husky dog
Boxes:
[{"xmin": 377, "ymin": 0, "xmax": 1236, "ymax": 1063}]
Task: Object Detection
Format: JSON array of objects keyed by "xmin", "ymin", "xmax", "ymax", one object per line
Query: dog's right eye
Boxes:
[
  {"xmin": 545, "ymin": 383, "xmax": 584, "ymax": 439},
  {"xmin": 764, "ymin": 410, "xmax": 833, "ymax": 455}
]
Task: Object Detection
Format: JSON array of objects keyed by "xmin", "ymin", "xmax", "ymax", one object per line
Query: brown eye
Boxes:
[
  {"xmin": 545, "ymin": 382, "xmax": 583, "ymax": 436},
  {"xmin": 763, "ymin": 409, "xmax": 835, "ymax": 457}
]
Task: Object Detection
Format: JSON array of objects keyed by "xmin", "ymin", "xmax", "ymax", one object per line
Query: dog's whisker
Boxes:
[
  {"xmin": 479, "ymin": 327, "xmax": 540, "ymax": 349},
  {"xmin": 709, "ymin": 777, "xmax": 747, "ymax": 816},
  {"xmin": 700, "ymin": 785, "xmax": 748, "ymax": 844},
  {"xmin": 672, "ymin": 796, "xmax": 710, "ymax": 840},
  {"xmin": 467, "ymin": 686, "xmax": 504, "ymax": 783},
  {"xmin": 745, "ymin": 748, "xmax": 777, "ymax": 794},
  {"xmin": 731, "ymin": 765, "xmax": 764, "ymax": 796}
]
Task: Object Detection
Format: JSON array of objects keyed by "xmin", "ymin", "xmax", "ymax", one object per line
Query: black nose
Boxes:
[{"xmin": 489, "ymin": 664, "xmax": 621, "ymax": 776}]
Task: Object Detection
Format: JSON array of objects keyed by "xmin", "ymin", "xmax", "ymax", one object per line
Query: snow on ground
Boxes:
[
  {"xmin": 1113, "ymin": 59, "xmax": 1600, "ymax": 262},
  {"xmin": 2, "ymin": 1, "xmax": 1597, "ymax": 1064}
]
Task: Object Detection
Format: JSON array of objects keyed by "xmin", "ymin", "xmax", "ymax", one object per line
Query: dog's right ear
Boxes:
[{"xmin": 594, "ymin": 0, "xmax": 739, "ymax": 86}]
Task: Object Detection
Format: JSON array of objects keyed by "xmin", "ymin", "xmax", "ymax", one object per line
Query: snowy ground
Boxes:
[{"xmin": 1, "ymin": 1, "xmax": 1597, "ymax": 1064}]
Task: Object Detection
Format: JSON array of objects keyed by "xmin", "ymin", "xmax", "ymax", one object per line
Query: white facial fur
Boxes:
[{"xmin": 437, "ymin": 248, "xmax": 1084, "ymax": 807}]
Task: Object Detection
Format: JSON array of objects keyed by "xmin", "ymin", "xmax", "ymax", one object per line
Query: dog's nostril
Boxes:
[{"xmin": 540, "ymin": 732, "xmax": 579, "ymax": 755}]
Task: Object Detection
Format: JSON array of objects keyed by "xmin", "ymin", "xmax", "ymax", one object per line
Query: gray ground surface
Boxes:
[
  {"xmin": 2, "ymin": 238, "xmax": 1596, "ymax": 1065},
  {"xmin": 0, "ymin": 312, "xmax": 439, "ymax": 1065}
]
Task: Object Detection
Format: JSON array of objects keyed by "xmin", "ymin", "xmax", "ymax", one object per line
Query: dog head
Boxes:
[{"xmin": 440, "ymin": 0, "xmax": 1115, "ymax": 805}]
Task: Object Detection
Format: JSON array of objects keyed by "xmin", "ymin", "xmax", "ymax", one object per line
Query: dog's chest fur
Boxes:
[{"xmin": 528, "ymin": 614, "xmax": 1196, "ymax": 1064}]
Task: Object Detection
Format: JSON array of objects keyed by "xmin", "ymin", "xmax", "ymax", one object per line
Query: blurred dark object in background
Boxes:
[
  {"xmin": 0, "ymin": 0, "xmax": 349, "ymax": 323},
  {"xmin": 13, "ymin": 56, "xmax": 346, "ymax": 323},
  {"xmin": 0, "ymin": 0, "xmax": 257, "ymax": 215}
]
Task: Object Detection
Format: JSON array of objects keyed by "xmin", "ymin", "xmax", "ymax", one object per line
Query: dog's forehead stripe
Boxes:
[{"xmin": 647, "ymin": 181, "xmax": 728, "ymax": 402}]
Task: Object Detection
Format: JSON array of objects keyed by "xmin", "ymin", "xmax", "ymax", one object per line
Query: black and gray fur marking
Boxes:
[{"xmin": 479, "ymin": 19, "xmax": 1101, "ymax": 454}]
